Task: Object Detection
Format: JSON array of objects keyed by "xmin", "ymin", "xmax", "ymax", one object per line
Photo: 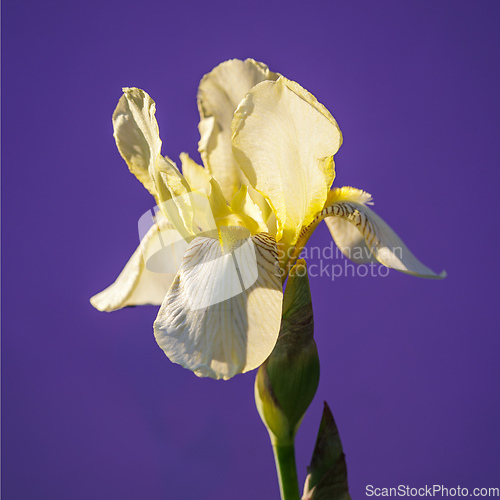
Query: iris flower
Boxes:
[{"xmin": 91, "ymin": 59, "xmax": 444, "ymax": 380}]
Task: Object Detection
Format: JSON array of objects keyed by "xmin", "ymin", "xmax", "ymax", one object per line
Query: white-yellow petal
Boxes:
[
  {"xmin": 230, "ymin": 184, "xmax": 268, "ymax": 234},
  {"xmin": 112, "ymin": 87, "xmax": 162, "ymax": 201},
  {"xmin": 198, "ymin": 58, "xmax": 279, "ymax": 200},
  {"xmin": 90, "ymin": 218, "xmax": 188, "ymax": 312},
  {"xmin": 247, "ymin": 186, "xmax": 278, "ymax": 237},
  {"xmin": 232, "ymin": 76, "xmax": 342, "ymax": 250},
  {"xmin": 180, "ymin": 153, "xmax": 211, "ymax": 191},
  {"xmin": 208, "ymin": 177, "xmax": 232, "ymax": 220},
  {"xmin": 325, "ymin": 217, "xmax": 378, "ymax": 264},
  {"xmin": 324, "ymin": 186, "xmax": 377, "ymax": 264},
  {"xmin": 153, "ymin": 233, "xmax": 283, "ymax": 380},
  {"xmin": 113, "ymin": 88, "xmax": 196, "ymax": 239},
  {"xmin": 322, "ymin": 187, "xmax": 445, "ymax": 278},
  {"xmin": 154, "ymin": 155, "xmax": 197, "ymax": 239}
]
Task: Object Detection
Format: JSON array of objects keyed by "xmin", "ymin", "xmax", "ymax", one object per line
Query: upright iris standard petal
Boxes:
[
  {"xmin": 113, "ymin": 87, "xmax": 162, "ymax": 201},
  {"xmin": 154, "ymin": 233, "xmax": 283, "ymax": 380},
  {"xmin": 232, "ymin": 77, "xmax": 343, "ymax": 252},
  {"xmin": 90, "ymin": 218, "xmax": 188, "ymax": 312},
  {"xmin": 320, "ymin": 188, "xmax": 446, "ymax": 278},
  {"xmin": 113, "ymin": 88, "xmax": 196, "ymax": 239},
  {"xmin": 198, "ymin": 59, "xmax": 279, "ymax": 201}
]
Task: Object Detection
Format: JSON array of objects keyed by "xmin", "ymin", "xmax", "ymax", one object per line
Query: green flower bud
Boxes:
[{"xmin": 255, "ymin": 259, "xmax": 320, "ymax": 445}]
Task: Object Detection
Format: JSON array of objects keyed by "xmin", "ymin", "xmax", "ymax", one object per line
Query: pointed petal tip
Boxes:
[
  {"xmin": 423, "ymin": 268, "xmax": 447, "ymax": 280},
  {"xmin": 396, "ymin": 266, "xmax": 447, "ymax": 280},
  {"xmin": 89, "ymin": 294, "xmax": 105, "ymax": 311},
  {"xmin": 89, "ymin": 292, "xmax": 119, "ymax": 312}
]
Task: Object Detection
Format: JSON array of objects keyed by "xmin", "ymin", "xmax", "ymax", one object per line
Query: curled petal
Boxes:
[
  {"xmin": 113, "ymin": 87, "xmax": 162, "ymax": 201},
  {"xmin": 232, "ymin": 77, "xmax": 342, "ymax": 250},
  {"xmin": 324, "ymin": 187, "xmax": 377, "ymax": 264},
  {"xmin": 90, "ymin": 218, "xmax": 188, "ymax": 312},
  {"xmin": 321, "ymin": 187, "xmax": 446, "ymax": 278},
  {"xmin": 154, "ymin": 233, "xmax": 283, "ymax": 380},
  {"xmin": 113, "ymin": 88, "xmax": 196, "ymax": 238},
  {"xmin": 198, "ymin": 59, "xmax": 279, "ymax": 200}
]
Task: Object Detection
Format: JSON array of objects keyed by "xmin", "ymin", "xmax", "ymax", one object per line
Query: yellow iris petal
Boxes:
[
  {"xmin": 232, "ymin": 76, "xmax": 342, "ymax": 258},
  {"xmin": 198, "ymin": 59, "xmax": 279, "ymax": 201}
]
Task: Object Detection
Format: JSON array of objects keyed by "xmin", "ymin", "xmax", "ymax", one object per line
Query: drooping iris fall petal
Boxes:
[
  {"xmin": 90, "ymin": 217, "xmax": 188, "ymax": 312},
  {"xmin": 154, "ymin": 232, "xmax": 283, "ymax": 380},
  {"xmin": 322, "ymin": 187, "xmax": 446, "ymax": 278}
]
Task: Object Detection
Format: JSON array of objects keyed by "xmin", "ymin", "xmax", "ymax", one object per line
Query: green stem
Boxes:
[{"xmin": 272, "ymin": 441, "xmax": 301, "ymax": 500}]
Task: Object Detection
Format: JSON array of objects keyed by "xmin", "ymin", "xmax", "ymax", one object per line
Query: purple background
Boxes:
[{"xmin": 3, "ymin": 1, "xmax": 499, "ymax": 498}]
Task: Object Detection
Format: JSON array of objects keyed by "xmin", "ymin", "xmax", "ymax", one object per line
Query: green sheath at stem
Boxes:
[
  {"xmin": 255, "ymin": 261, "xmax": 319, "ymax": 500},
  {"xmin": 273, "ymin": 442, "xmax": 300, "ymax": 500}
]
